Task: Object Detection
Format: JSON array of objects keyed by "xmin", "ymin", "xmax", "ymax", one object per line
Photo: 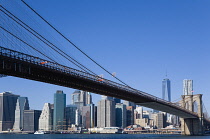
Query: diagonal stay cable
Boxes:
[
  {"xmin": 0, "ymin": 6, "xmax": 97, "ymax": 75},
  {"xmin": 0, "ymin": 26, "xmax": 56, "ymax": 63},
  {"xmin": 21, "ymin": 0, "xmax": 130, "ymax": 87}
]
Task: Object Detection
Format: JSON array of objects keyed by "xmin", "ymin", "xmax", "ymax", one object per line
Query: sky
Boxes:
[{"xmin": 1, "ymin": 0, "xmax": 210, "ymax": 113}]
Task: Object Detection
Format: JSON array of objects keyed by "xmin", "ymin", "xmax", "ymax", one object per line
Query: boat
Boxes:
[{"xmin": 34, "ymin": 131, "xmax": 45, "ymax": 134}]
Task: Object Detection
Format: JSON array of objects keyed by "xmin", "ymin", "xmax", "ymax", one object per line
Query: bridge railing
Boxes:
[{"xmin": 0, "ymin": 46, "xmax": 199, "ymax": 117}]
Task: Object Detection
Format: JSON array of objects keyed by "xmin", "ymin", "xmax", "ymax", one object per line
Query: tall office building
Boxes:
[
  {"xmin": 101, "ymin": 95, "xmax": 113, "ymax": 101},
  {"xmin": 81, "ymin": 104, "xmax": 95, "ymax": 129},
  {"xmin": 72, "ymin": 90, "xmax": 80, "ymax": 104},
  {"xmin": 13, "ymin": 97, "xmax": 30, "ymax": 131},
  {"xmin": 86, "ymin": 92, "xmax": 92, "ymax": 105},
  {"xmin": 135, "ymin": 107, "xmax": 143, "ymax": 119},
  {"xmin": 65, "ymin": 105, "xmax": 77, "ymax": 128},
  {"xmin": 71, "ymin": 90, "xmax": 92, "ymax": 127},
  {"xmin": 23, "ymin": 110, "xmax": 41, "ymax": 132},
  {"xmin": 39, "ymin": 103, "xmax": 53, "ymax": 131},
  {"xmin": 53, "ymin": 90, "xmax": 66, "ymax": 130},
  {"xmin": 115, "ymin": 103, "xmax": 127, "ymax": 128},
  {"xmin": 0, "ymin": 92, "xmax": 19, "ymax": 131},
  {"xmin": 113, "ymin": 98, "xmax": 121, "ymax": 104},
  {"xmin": 97, "ymin": 97, "xmax": 115, "ymax": 128},
  {"xmin": 123, "ymin": 100, "xmax": 136, "ymax": 109},
  {"xmin": 156, "ymin": 112, "xmax": 167, "ymax": 128},
  {"xmin": 183, "ymin": 79, "xmax": 193, "ymax": 95},
  {"xmin": 126, "ymin": 106, "xmax": 134, "ymax": 126},
  {"xmin": 162, "ymin": 78, "xmax": 171, "ymax": 102},
  {"xmin": 71, "ymin": 90, "xmax": 92, "ymax": 106}
]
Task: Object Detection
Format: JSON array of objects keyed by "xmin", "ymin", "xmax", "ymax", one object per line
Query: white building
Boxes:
[
  {"xmin": 13, "ymin": 97, "xmax": 29, "ymax": 131},
  {"xmin": 183, "ymin": 79, "xmax": 193, "ymax": 95},
  {"xmin": 135, "ymin": 107, "xmax": 143, "ymax": 119},
  {"xmin": 39, "ymin": 103, "xmax": 53, "ymax": 131}
]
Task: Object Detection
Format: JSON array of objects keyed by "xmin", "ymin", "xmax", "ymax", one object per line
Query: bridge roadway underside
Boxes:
[
  {"xmin": 0, "ymin": 56, "xmax": 197, "ymax": 118},
  {"xmin": 136, "ymin": 102, "xmax": 195, "ymax": 118}
]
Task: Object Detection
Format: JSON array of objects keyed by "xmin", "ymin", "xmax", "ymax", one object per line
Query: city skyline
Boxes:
[
  {"xmin": 0, "ymin": 0, "xmax": 210, "ymax": 114},
  {"xmin": 0, "ymin": 90, "xmax": 180, "ymax": 132}
]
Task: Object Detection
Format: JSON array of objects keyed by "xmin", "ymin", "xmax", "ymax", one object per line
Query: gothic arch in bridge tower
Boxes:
[
  {"xmin": 181, "ymin": 94, "xmax": 202, "ymax": 114},
  {"xmin": 193, "ymin": 100, "xmax": 198, "ymax": 113},
  {"xmin": 181, "ymin": 94, "xmax": 204, "ymax": 136},
  {"xmin": 185, "ymin": 101, "xmax": 190, "ymax": 110}
]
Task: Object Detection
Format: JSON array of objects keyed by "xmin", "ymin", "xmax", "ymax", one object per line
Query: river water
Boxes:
[{"xmin": 0, "ymin": 134, "xmax": 209, "ymax": 139}]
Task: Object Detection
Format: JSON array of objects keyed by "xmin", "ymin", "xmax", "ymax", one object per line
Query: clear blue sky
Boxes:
[{"xmin": 1, "ymin": 0, "xmax": 210, "ymax": 114}]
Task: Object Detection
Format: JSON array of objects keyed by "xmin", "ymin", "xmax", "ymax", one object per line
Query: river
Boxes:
[{"xmin": 0, "ymin": 134, "xmax": 209, "ymax": 139}]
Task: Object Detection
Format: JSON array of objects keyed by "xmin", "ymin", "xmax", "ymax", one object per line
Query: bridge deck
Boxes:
[{"xmin": 0, "ymin": 46, "xmax": 199, "ymax": 118}]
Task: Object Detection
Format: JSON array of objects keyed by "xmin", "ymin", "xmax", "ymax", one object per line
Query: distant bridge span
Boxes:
[{"xmin": 0, "ymin": 46, "xmax": 201, "ymax": 119}]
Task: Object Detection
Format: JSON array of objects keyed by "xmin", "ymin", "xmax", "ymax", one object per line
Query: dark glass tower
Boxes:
[
  {"xmin": 23, "ymin": 110, "xmax": 41, "ymax": 132},
  {"xmin": 162, "ymin": 78, "xmax": 171, "ymax": 102},
  {"xmin": 53, "ymin": 90, "xmax": 66, "ymax": 130},
  {"xmin": 113, "ymin": 98, "xmax": 121, "ymax": 104},
  {"xmin": 0, "ymin": 92, "xmax": 19, "ymax": 131}
]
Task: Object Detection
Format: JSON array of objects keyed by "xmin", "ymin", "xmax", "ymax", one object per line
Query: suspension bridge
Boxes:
[{"xmin": 0, "ymin": 0, "xmax": 210, "ymax": 135}]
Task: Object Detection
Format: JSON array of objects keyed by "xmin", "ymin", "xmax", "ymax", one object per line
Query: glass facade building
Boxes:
[
  {"xmin": 0, "ymin": 92, "xmax": 19, "ymax": 131},
  {"xmin": 65, "ymin": 105, "xmax": 77, "ymax": 128},
  {"xmin": 53, "ymin": 90, "xmax": 66, "ymax": 130},
  {"xmin": 115, "ymin": 103, "xmax": 127, "ymax": 128},
  {"xmin": 113, "ymin": 98, "xmax": 121, "ymax": 104},
  {"xmin": 162, "ymin": 78, "xmax": 171, "ymax": 102},
  {"xmin": 23, "ymin": 110, "xmax": 41, "ymax": 132},
  {"xmin": 126, "ymin": 106, "xmax": 134, "ymax": 126}
]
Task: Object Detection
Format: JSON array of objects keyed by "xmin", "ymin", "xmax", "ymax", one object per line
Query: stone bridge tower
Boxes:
[{"xmin": 181, "ymin": 94, "xmax": 203, "ymax": 135}]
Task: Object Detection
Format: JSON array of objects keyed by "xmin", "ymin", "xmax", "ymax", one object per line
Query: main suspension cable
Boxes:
[
  {"xmin": 21, "ymin": 0, "xmax": 130, "ymax": 86},
  {"xmin": 0, "ymin": 26, "xmax": 56, "ymax": 63},
  {"xmin": 0, "ymin": 5, "xmax": 97, "ymax": 75}
]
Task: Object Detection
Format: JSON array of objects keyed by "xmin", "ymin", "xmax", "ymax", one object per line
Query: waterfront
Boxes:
[{"xmin": 0, "ymin": 134, "xmax": 210, "ymax": 139}]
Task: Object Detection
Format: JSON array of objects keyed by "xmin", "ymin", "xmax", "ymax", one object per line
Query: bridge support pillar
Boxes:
[
  {"xmin": 181, "ymin": 117, "xmax": 203, "ymax": 135},
  {"xmin": 181, "ymin": 94, "xmax": 204, "ymax": 135}
]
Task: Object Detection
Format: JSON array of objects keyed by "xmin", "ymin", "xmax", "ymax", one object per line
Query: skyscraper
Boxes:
[
  {"xmin": 126, "ymin": 106, "xmax": 134, "ymax": 126},
  {"xmin": 72, "ymin": 90, "xmax": 80, "ymax": 105},
  {"xmin": 65, "ymin": 105, "xmax": 77, "ymax": 128},
  {"xmin": 81, "ymin": 104, "xmax": 95, "ymax": 129},
  {"xmin": 53, "ymin": 90, "xmax": 66, "ymax": 130},
  {"xmin": 97, "ymin": 97, "xmax": 115, "ymax": 127},
  {"xmin": 183, "ymin": 79, "xmax": 193, "ymax": 95},
  {"xmin": 113, "ymin": 98, "xmax": 121, "ymax": 104},
  {"xmin": 71, "ymin": 90, "xmax": 92, "ymax": 106},
  {"xmin": 0, "ymin": 92, "xmax": 19, "ymax": 131},
  {"xmin": 39, "ymin": 103, "xmax": 53, "ymax": 131},
  {"xmin": 71, "ymin": 90, "xmax": 92, "ymax": 127},
  {"xmin": 162, "ymin": 78, "xmax": 171, "ymax": 102},
  {"xmin": 123, "ymin": 100, "xmax": 136, "ymax": 109},
  {"xmin": 13, "ymin": 97, "xmax": 30, "ymax": 131},
  {"xmin": 135, "ymin": 107, "xmax": 143, "ymax": 119},
  {"xmin": 23, "ymin": 110, "xmax": 41, "ymax": 132},
  {"xmin": 115, "ymin": 103, "xmax": 127, "ymax": 128},
  {"xmin": 101, "ymin": 95, "xmax": 113, "ymax": 101}
]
